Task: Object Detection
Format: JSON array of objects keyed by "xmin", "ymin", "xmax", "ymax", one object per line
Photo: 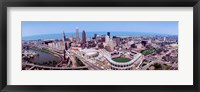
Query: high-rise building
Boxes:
[
  {"xmin": 82, "ymin": 30, "xmax": 86, "ymax": 44},
  {"xmin": 62, "ymin": 31, "xmax": 66, "ymax": 42},
  {"xmin": 94, "ymin": 34, "xmax": 97, "ymax": 39},
  {"xmin": 113, "ymin": 37, "xmax": 120, "ymax": 46},
  {"xmin": 109, "ymin": 39, "xmax": 114, "ymax": 51},
  {"xmin": 164, "ymin": 37, "xmax": 166, "ymax": 42},
  {"xmin": 62, "ymin": 32, "xmax": 67, "ymax": 60},
  {"xmin": 69, "ymin": 34, "xmax": 73, "ymax": 42},
  {"xmin": 62, "ymin": 32, "xmax": 68, "ymax": 50},
  {"xmin": 101, "ymin": 36, "xmax": 105, "ymax": 42},
  {"xmin": 107, "ymin": 32, "xmax": 110, "ymax": 38},
  {"xmin": 105, "ymin": 35, "xmax": 110, "ymax": 45},
  {"xmin": 76, "ymin": 27, "xmax": 79, "ymax": 43}
]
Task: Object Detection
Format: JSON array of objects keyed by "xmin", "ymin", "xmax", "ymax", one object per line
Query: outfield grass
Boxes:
[
  {"xmin": 112, "ymin": 57, "xmax": 130, "ymax": 63},
  {"xmin": 140, "ymin": 48, "xmax": 160, "ymax": 55}
]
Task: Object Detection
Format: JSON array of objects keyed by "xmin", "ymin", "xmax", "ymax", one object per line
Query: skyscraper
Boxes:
[
  {"xmin": 107, "ymin": 32, "xmax": 110, "ymax": 38},
  {"xmin": 76, "ymin": 27, "xmax": 79, "ymax": 43},
  {"xmin": 94, "ymin": 34, "xmax": 97, "ymax": 39},
  {"xmin": 62, "ymin": 31, "xmax": 66, "ymax": 42},
  {"xmin": 69, "ymin": 34, "xmax": 73, "ymax": 42},
  {"xmin": 115, "ymin": 37, "xmax": 120, "ymax": 46},
  {"xmin": 109, "ymin": 39, "xmax": 115, "ymax": 51},
  {"xmin": 62, "ymin": 32, "xmax": 68, "ymax": 50},
  {"xmin": 62, "ymin": 32, "xmax": 67, "ymax": 60},
  {"xmin": 82, "ymin": 30, "xmax": 86, "ymax": 44},
  {"xmin": 105, "ymin": 35, "xmax": 110, "ymax": 45},
  {"xmin": 164, "ymin": 37, "xmax": 166, "ymax": 42}
]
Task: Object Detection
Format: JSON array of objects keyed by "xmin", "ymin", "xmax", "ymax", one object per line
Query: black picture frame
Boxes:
[{"xmin": 0, "ymin": 0, "xmax": 199, "ymax": 92}]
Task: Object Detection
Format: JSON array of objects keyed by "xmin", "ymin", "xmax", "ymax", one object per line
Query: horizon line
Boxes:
[{"xmin": 22, "ymin": 31, "xmax": 178, "ymax": 37}]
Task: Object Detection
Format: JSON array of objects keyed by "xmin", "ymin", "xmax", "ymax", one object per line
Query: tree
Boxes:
[{"xmin": 153, "ymin": 63, "xmax": 162, "ymax": 69}]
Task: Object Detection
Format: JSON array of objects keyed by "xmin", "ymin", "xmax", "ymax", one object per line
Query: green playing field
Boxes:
[{"xmin": 112, "ymin": 57, "xmax": 130, "ymax": 63}]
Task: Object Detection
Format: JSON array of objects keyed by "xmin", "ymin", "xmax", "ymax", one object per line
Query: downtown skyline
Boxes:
[{"xmin": 22, "ymin": 21, "xmax": 178, "ymax": 70}]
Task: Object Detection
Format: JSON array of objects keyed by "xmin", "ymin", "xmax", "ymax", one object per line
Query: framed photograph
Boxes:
[{"xmin": 0, "ymin": 0, "xmax": 199, "ymax": 92}]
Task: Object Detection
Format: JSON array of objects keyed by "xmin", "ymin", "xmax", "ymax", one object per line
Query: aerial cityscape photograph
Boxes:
[{"xmin": 22, "ymin": 21, "xmax": 178, "ymax": 70}]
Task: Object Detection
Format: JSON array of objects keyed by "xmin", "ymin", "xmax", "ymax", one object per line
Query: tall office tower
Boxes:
[
  {"xmin": 115, "ymin": 37, "xmax": 120, "ymax": 46},
  {"xmin": 107, "ymin": 32, "xmax": 110, "ymax": 38},
  {"xmin": 82, "ymin": 30, "xmax": 86, "ymax": 44},
  {"xmin": 62, "ymin": 32, "xmax": 66, "ymax": 60},
  {"xmin": 62, "ymin": 31, "xmax": 66, "ymax": 42},
  {"xmin": 76, "ymin": 27, "xmax": 79, "ymax": 43},
  {"xmin": 105, "ymin": 35, "xmax": 110, "ymax": 45},
  {"xmin": 94, "ymin": 34, "xmax": 97, "ymax": 39},
  {"xmin": 164, "ymin": 37, "xmax": 166, "ymax": 42},
  {"xmin": 62, "ymin": 32, "xmax": 68, "ymax": 50},
  {"xmin": 69, "ymin": 34, "xmax": 73, "ymax": 42},
  {"xmin": 109, "ymin": 39, "xmax": 114, "ymax": 51}
]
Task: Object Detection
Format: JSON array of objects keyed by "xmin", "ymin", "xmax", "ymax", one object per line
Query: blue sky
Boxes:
[{"xmin": 22, "ymin": 21, "xmax": 178, "ymax": 37}]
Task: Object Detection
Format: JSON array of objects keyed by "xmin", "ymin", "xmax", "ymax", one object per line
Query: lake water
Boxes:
[{"xmin": 22, "ymin": 32, "xmax": 175, "ymax": 40}]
